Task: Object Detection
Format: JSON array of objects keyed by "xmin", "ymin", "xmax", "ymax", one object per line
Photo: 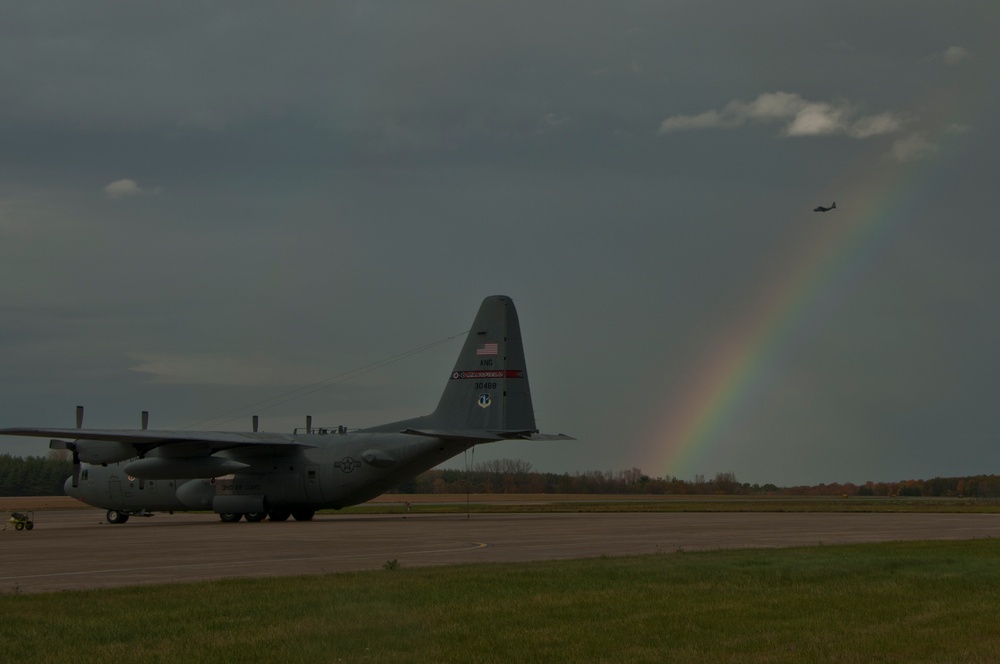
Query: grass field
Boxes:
[
  {"xmin": 2, "ymin": 538, "xmax": 999, "ymax": 663},
  {"xmin": 343, "ymin": 496, "xmax": 1000, "ymax": 515}
]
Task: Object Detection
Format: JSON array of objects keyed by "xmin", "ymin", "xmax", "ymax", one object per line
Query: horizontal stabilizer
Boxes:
[
  {"xmin": 402, "ymin": 429, "xmax": 505, "ymax": 442},
  {"xmin": 403, "ymin": 429, "xmax": 575, "ymax": 443},
  {"xmin": 520, "ymin": 433, "xmax": 576, "ymax": 441}
]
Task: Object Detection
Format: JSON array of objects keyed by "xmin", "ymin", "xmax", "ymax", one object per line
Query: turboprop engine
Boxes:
[
  {"xmin": 49, "ymin": 406, "xmax": 143, "ymax": 487},
  {"xmin": 123, "ymin": 456, "xmax": 250, "ymax": 480},
  {"xmin": 72, "ymin": 439, "xmax": 138, "ymax": 464},
  {"xmin": 49, "ymin": 438, "xmax": 137, "ymax": 464}
]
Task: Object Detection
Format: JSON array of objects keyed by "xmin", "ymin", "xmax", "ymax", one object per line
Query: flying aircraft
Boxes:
[
  {"xmin": 813, "ymin": 202, "xmax": 836, "ymax": 212},
  {"xmin": 0, "ymin": 295, "xmax": 572, "ymax": 524}
]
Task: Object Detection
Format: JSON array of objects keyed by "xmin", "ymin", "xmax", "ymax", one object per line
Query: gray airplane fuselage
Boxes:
[{"xmin": 66, "ymin": 431, "xmax": 462, "ymax": 515}]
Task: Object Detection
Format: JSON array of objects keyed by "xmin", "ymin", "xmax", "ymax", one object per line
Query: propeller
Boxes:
[
  {"xmin": 70, "ymin": 405, "xmax": 83, "ymax": 487},
  {"xmin": 252, "ymin": 415, "xmax": 259, "ymax": 433},
  {"xmin": 50, "ymin": 437, "xmax": 81, "ymax": 489},
  {"xmin": 142, "ymin": 411, "xmax": 149, "ymax": 430}
]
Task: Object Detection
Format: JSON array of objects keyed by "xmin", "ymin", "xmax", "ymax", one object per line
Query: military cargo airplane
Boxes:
[
  {"xmin": 0, "ymin": 295, "xmax": 571, "ymax": 524},
  {"xmin": 813, "ymin": 202, "xmax": 836, "ymax": 212}
]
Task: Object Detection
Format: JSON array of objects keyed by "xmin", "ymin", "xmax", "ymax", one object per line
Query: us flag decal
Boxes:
[{"xmin": 476, "ymin": 342, "xmax": 499, "ymax": 356}]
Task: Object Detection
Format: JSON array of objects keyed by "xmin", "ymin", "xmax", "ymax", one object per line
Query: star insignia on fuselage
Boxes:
[{"xmin": 334, "ymin": 457, "xmax": 362, "ymax": 473}]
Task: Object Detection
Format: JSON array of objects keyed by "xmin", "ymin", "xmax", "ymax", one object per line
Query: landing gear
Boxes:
[
  {"xmin": 106, "ymin": 510, "xmax": 130, "ymax": 524},
  {"xmin": 212, "ymin": 509, "xmax": 315, "ymax": 522}
]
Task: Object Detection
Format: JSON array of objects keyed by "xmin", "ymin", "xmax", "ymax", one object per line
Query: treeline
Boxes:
[
  {"xmin": 0, "ymin": 454, "xmax": 73, "ymax": 496},
  {"xmin": 393, "ymin": 459, "xmax": 1000, "ymax": 499},
  {"xmin": 2, "ymin": 453, "xmax": 1000, "ymax": 499}
]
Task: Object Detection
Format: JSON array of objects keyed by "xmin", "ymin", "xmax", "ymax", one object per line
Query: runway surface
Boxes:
[{"xmin": 1, "ymin": 509, "xmax": 997, "ymax": 594}]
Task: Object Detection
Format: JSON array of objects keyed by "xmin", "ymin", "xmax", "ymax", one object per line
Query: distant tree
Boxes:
[
  {"xmin": 712, "ymin": 472, "xmax": 740, "ymax": 495},
  {"xmin": 0, "ymin": 455, "xmax": 72, "ymax": 496}
]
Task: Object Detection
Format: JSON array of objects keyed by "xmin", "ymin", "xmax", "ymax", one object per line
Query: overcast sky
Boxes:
[{"xmin": 1, "ymin": 2, "xmax": 997, "ymax": 486}]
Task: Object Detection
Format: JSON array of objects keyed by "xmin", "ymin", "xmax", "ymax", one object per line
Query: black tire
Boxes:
[
  {"xmin": 15, "ymin": 522, "xmax": 24, "ymax": 531},
  {"xmin": 245, "ymin": 512, "xmax": 267, "ymax": 522},
  {"xmin": 107, "ymin": 510, "xmax": 130, "ymax": 524},
  {"xmin": 267, "ymin": 509, "xmax": 291, "ymax": 522},
  {"xmin": 219, "ymin": 513, "xmax": 243, "ymax": 523},
  {"xmin": 291, "ymin": 509, "xmax": 315, "ymax": 522},
  {"xmin": 25, "ymin": 522, "xmax": 33, "ymax": 531}
]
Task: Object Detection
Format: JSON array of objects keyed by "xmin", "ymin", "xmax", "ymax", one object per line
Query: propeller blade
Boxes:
[
  {"xmin": 72, "ymin": 450, "xmax": 81, "ymax": 488},
  {"xmin": 141, "ymin": 411, "xmax": 149, "ymax": 430},
  {"xmin": 51, "ymin": 438, "xmax": 81, "ymax": 488},
  {"xmin": 76, "ymin": 405, "xmax": 84, "ymax": 429}
]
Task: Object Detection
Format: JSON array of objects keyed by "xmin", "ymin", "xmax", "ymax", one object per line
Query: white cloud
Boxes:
[
  {"xmin": 103, "ymin": 178, "xmax": 161, "ymax": 199},
  {"xmin": 848, "ymin": 112, "xmax": 905, "ymax": 138},
  {"xmin": 129, "ymin": 352, "xmax": 326, "ymax": 386},
  {"xmin": 943, "ymin": 46, "xmax": 973, "ymax": 65},
  {"xmin": 783, "ymin": 102, "xmax": 845, "ymax": 136},
  {"xmin": 658, "ymin": 108, "xmax": 728, "ymax": 132},
  {"xmin": 888, "ymin": 133, "xmax": 936, "ymax": 163},
  {"xmin": 658, "ymin": 92, "xmax": 906, "ymax": 139},
  {"xmin": 536, "ymin": 113, "xmax": 578, "ymax": 135}
]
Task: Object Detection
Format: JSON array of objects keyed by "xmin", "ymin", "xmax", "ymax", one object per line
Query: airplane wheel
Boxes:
[
  {"xmin": 107, "ymin": 510, "xmax": 130, "ymax": 524},
  {"xmin": 267, "ymin": 509, "xmax": 291, "ymax": 522},
  {"xmin": 245, "ymin": 512, "xmax": 267, "ymax": 522},
  {"xmin": 219, "ymin": 513, "xmax": 243, "ymax": 523},
  {"xmin": 292, "ymin": 509, "xmax": 315, "ymax": 521}
]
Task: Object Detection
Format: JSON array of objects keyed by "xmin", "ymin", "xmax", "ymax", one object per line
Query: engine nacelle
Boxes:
[
  {"xmin": 176, "ymin": 479, "xmax": 216, "ymax": 510},
  {"xmin": 124, "ymin": 456, "xmax": 250, "ymax": 480},
  {"xmin": 75, "ymin": 440, "xmax": 138, "ymax": 465}
]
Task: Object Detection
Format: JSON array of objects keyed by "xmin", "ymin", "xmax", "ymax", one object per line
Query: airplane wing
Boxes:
[{"xmin": 0, "ymin": 427, "xmax": 308, "ymax": 453}]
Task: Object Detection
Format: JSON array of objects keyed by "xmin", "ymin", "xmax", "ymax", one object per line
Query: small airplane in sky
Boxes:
[
  {"xmin": 813, "ymin": 202, "xmax": 836, "ymax": 212},
  {"xmin": 0, "ymin": 295, "xmax": 572, "ymax": 524}
]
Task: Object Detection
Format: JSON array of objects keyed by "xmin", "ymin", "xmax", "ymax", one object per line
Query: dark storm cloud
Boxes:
[{"xmin": 1, "ymin": 2, "xmax": 998, "ymax": 485}]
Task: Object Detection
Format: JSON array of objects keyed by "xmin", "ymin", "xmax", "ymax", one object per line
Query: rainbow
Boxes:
[{"xmin": 642, "ymin": 102, "xmax": 972, "ymax": 481}]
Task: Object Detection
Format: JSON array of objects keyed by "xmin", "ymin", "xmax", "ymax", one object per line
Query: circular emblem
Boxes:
[
  {"xmin": 336, "ymin": 457, "xmax": 361, "ymax": 473},
  {"xmin": 477, "ymin": 393, "xmax": 492, "ymax": 408}
]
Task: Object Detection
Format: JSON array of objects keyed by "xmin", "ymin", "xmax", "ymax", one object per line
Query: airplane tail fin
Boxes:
[
  {"xmin": 428, "ymin": 295, "xmax": 536, "ymax": 435},
  {"xmin": 368, "ymin": 295, "xmax": 568, "ymax": 440},
  {"xmin": 831, "ymin": 202, "xmax": 836, "ymax": 209}
]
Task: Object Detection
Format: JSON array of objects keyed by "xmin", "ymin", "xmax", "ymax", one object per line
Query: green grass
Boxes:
[
  {"xmin": 340, "ymin": 497, "xmax": 1000, "ymax": 515},
  {"xmin": 3, "ymin": 539, "xmax": 1000, "ymax": 663}
]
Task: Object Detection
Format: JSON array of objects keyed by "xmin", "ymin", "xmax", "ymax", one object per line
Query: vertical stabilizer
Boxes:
[
  {"xmin": 366, "ymin": 295, "xmax": 538, "ymax": 436},
  {"xmin": 430, "ymin": 295, "xmax": 535, "ymax": 434}
]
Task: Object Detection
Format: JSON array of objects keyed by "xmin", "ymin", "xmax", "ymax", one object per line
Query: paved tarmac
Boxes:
[{"xmin": 1, "ymin": 509, "xmax": 997, "ymax": 594}]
